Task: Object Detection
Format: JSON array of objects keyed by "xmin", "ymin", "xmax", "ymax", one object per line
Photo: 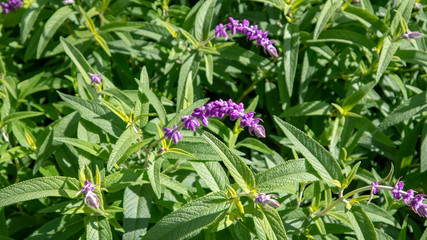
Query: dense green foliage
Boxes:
[{"xmin": 0, "ymin": 0, "xmax": 426, "ymax": 239}]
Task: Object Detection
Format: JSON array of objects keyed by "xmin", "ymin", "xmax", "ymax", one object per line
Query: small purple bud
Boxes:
[
  {"xmin": 419, "ymin": 204, "xmax": 427, "ymax": 218},
  {"xmin": 402, "ymin": 32, "xmax": 423, "ymax": 40},
  {"xmin": 181, "ymin": 116, "xmax": 200, "ymax": 131},
  {"xmin": 157, "ymin": 148, "xmax": 164, "ymax": 154},
  {"xmin": 164, "ymin": 126, "xmax": 183, "ymax": 144},
  {"xmin": 415, "ymin": 2, "xmax": 423, "ymax": 10},
  {"xmin": 392, "ymin": 178, "xmax": 404, "ymax": 200},
  {"xmin": 62, "ymin": 0, "xmax": 74, "ymax": 4},
  {"xmin": 352, "ymin": 0, "xmax": 360, "ymax": 3},
  {"xmin": 88, "ymin": 73, "xmax": 102, "ymax": 85},
  {"xmin": 255, "ymin": 193, "xmax": 280, "ymax": 209},
  {"xmin": 84, "ymin": 191, "xmax": 100, "ymax": 209}
]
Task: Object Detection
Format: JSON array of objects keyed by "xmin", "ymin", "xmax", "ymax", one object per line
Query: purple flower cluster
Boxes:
[
  {"xmin": 371, "ymin": 178, "xmax": 426, "ymax": 217},
  {"xmin": 1, "ymin": 0, "xmax": 23, "ymax": 14},
  {"xmin": 255, "ymin": 192, "xmax": 280, "ymax": 209},
  {"xmin": 163, "ymin": 99, "xmax": 265, "ymax": 144},
  {"xmin": 215, "ymin": 17, "xmax": 278, "ymax": 57},
  {"xmin": 76, "ymin": 180, "xmax": 99, "ymax": 209}
]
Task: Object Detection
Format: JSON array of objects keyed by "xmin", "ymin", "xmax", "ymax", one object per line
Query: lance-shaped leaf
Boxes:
[
  {"xmin": 59, "ymin": 92, "xmax": 125, "ymax": 138},
  {"xmin": 279, "ymin": 23, "xmax": 299, "ymax": 107},
  {"xmin": 0, "ymin": 177, "xmax": 80, "ymax": 208},
  {"xmin": 86, "ymin": 215, "xmax": 113, "ymax": 240},
  {"xmin": 342, "ymin": 81, "xmax": 377, "ymax": 114},
  {"xmin": 273, "ymin": 116, "xmax": 344, "ymax": 186},
  {"xmin": 148, "ymin": 155, "xmax": 164, "ymax": 199},
  {"xmin": 26, "ymin": 215, "xmax": 83, "ymax": 240},
  {"xmin": 1, "ymin": 111, "xmax": 43, "ymax": 127},
  {"xmin": 142, "ymin": 191, "xmax": 229, "ymax": 240},
  {"xmin": 123, "ymin": 185, "xmax": 153, "ymax": 240},
  {"xmin": 313, "ymin": 0, "xmax": 342, "ymax": 40},
  {"xmin": 55, "ymin": 137, "xmax": 109, "ymax": 161},
  {"xmin": 190, "ymin": 161, "xmax": 229, "ymax": 192},
  {"xmin": 37, "ymin": 6, "xmax": 74, "ymax": 58},
  {"xmin": 254, "ymin": 208, "xmax": 288, "ymax": 240},
  {"xmin": 199, "ymin": 130, "xmax": 256, "ymax": 193},
  {"xmin": 376, "ymin": 36, "xmax": 400, "ymax": 82},
  {"xmin": 20, "ymin": 0, "xmax": 47, "ymax": 43},
  {"xmin": 255, "ymin": 159, "xmax": 319, "ymax": 192},
  {"xmin": 346, "ymin": 204, "xmax": 377, "ymax": 240},
  {"xmin": 375, "ymin": 91, "xmax": 427, "ymax": 133},
  {"xmin": 107, "ymin": 127, "xmax": 141, "ymax": 171}
]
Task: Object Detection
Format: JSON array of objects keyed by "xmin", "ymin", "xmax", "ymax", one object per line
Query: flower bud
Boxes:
[{"xmin": 84, "ymin": 191, "xmax": 100, "ymax": 209}]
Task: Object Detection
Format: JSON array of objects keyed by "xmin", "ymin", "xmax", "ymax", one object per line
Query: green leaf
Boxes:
[
  {"xmin": 313, "ymin": 0, "xmax": 342, "ymax": 40},
  {"xmin": 199, "ymin": 130, "xmax": 256, "ymax": 193},
  {"xmin": 280, "ymin": 101, "xmax": 332, "ymax": 117},
  {"xmin": 160, "ymin": 174, "xmax": 191, "ymax": 197},
  {"xmin": 26, "ymin": 215, "xmax": 83, "ymax": 240},
  {"xmin": 37, "ymin": 6, "xmax": 74, "ymax": 58},
  {"xmin": 343, "ymin": 6, "xmax": 389, "ymax": 34},
  {"xmin": 142, "ymin": 191, "xmax": 228, "ymax": 240},
  {"xmin": 136, "ymin": 67, "xmax": 167, "ymax": 126},
  {"xmin": 342, "ymin": 82, "xmax": 377, "ymax": 114},
  {"xmin": 342, "ymin": 162, "xmax": 361, "ymax": 189},
  {"xmin": 104, "ymin": 169, "xmax": 148, "ymax": 193},
  {"xmin": 190, "ymin": 161, "xmax": 229, "ymax": 192},
  {"xmin": 176, "ymin": 53, "xmax": 200, "ymax": 111},
  {"xmin": 273, "ymin": 116, "xmax": 344, "ymax": 186},
  {"xmin": 86, "ymin": 215, "xmax": 113, "ymax": 240},
  {"xmin": 123, "ymin": 185, "xmax": 153, "ymax": 240},
  {"xmin": 236, "ymin": 138, "xmax": 274, "ymax": 155},
  {"xmin": 421, "ymin": 121, "xmax": 427, "ymax": 173},
  {"xmin": 1, "ymin": 111, "xmax": 43, "ymax": 126},
  {"xmin": 0, "ymin": 177, "xmax": 80, "ymax": 208},
  {"xmin": 254, "ymin": 208, "xmax": 288, "ymax": 240},
  {"xmin": 107, "ymin": 127, "xmax": 141, "ymax": 171},
  {"xmin": 180, "ymin": 28, "xmax": 199, "ymax": 47},
  {"xmin": 390, "ymin": 0, "xmax": 416, "ymax": 36},
  {"xmin": 376, "ymin": 37, "xmax": 400, "ymax": 82},
  {"xmin": 60, "ymin": 37, "xmax": 96, "ymax": 86},
  {"xmin": 375, "ymin": 91, "xmax": 427, "ymax": 133},
  {"xmin": 99, "ymin": 21, "xmax": 145, "ymax": 33},
  {"xmin": 346, "ymin": 204, "xmax": 377, "ymax": 240},
  {"xmin": 255, "ymin": 159, "xmax": 319, "ymax": 192},
  {"xmin": 20, "ymin": 0, "xmax": 47, "ymax": 43},
  {"xmin": 279, "ymin": 23, "xmax": 299, "ymax": 106},
  {"xmin": 0, "ymin": 146, "xmax": 33, "ymax": 164},
  {"xmin": 54, "ymin": 137, "xmax": 109, "ymax": 161},
  {"xmin": 204, "ymin": 54, "xmax": 214, "ymax": 85},
  {"xmin": 147, "ymin": 156, "xmax": 164, "ymax": 199},
  {"xmin": 194, "ymin": 0, "xmax": 216, "ymax": 41},
  {"xmin": 59, "ymin": 92, "xmax": 125, "ymax": 138}
]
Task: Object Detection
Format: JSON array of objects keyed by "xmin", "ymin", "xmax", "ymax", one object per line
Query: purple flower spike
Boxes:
[
  {"xmin": 402, "ymin": 32, "xmax": 423, "ymax": 40},
  {"xmin": 411, "ymin": 194, "xmax": 426, "ymax": 216},
  {"xmin": 371, "ymin": 181, "xmax": 379, "ymax": 194},
  {"xmin": 255, "ymin": 193, "xmax": 280, "ymax": 209},
  {"xmin": 392, "ymin": 178, "xmax": 404, "ymax": 200},
  {"xmin": 214, "ymin": 18, "xmax": 278, "ymax": 57},
  {"xmin": 88, "ymin": 72, "xmax": 102, "ymax": 85},
  {"xmin": 1, "ymin": 0, "xmax": 23, "ymax": 14},
  {"xmin": 403, "ymin": 189, "xmax": 415, "ymax": 205},
  {"xmin": 164, "ymin": 126, "xmax": 183, "ymax": 144}
]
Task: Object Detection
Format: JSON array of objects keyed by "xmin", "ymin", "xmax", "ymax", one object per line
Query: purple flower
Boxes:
[
  {"xmin": 88, "ymin": 73, "xmax": 102, "ymax": 85},
  {"xmin": 392, "ymin": 178, "xmax": 404, "ymax": 200},
  {"xmin": 214, "ymin": 18, "xmax": 278, "ymax": 57},
  {"xmin": 255, "ymin": 193, "xmax": 280, "ymax": 209},
  {"xmin": 415, "ymin": 2, "xmax": 423, "ymax": 10},
  {"xmin": 76, "ymin": 180, "xmax": 99, "ymax": 209},
  {"xmin": 1, "ymin": 0, "xmax": 22, "ymax": 14},
  {"xmin": 402, "ymin": 32, "xmax": 423, "ymax": 40},
  {"xmin": 241, "ymin": 112, "xmax": 265, "ymax": 138},
  {"xmin": 403, "ymin": 189, "xmax": 415, "ymax": 205},
  {"xmin": 410, "ymin": 194, "xmax": 426, "ymax": 217},
  {"xmin": 164, "ymin": 126, "xmax": 183, "ymax": 144},
  {"xmin": 181, "ymin": 116, "xmax": 200, "ymax": 131},
  {"xmin": 371, "ymin": 181, "xmax": 379, "ymax": 194}
]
